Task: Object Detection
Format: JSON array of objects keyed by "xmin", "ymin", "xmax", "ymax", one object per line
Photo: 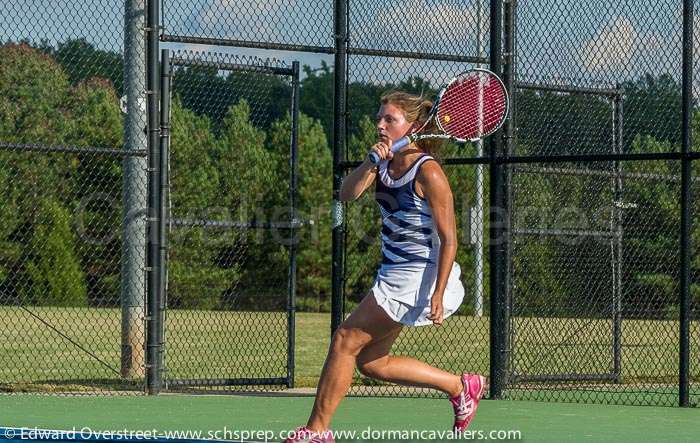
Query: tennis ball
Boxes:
[{"xmin": 443, "ymin": 115, "xmax": 451, "ymax": 123}]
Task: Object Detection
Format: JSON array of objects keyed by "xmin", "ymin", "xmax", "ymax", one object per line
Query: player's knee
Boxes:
[{"xmin": 330, "ymin": 326, "xmax": 365, "ymax": 356}]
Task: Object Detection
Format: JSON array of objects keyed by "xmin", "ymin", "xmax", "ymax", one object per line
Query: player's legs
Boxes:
[
  {"xmin": 306, "ymin": 292, "xmax": 402, "ymax": 433},
  {"xmin": 355, "ymin": 314, "xmax": 486, "ymax": 433},
  {"xmin": 356, "ymin": 331, "xmax": 463, "ymax": 398}
]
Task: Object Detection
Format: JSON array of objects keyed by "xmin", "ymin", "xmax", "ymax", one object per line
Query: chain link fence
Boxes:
[
  {"xmin": 692, "ymin": 177, "xmax": 700, "ymax": 408},
  {"xmin": 0, "ymin": 145, "xmax": 147, "ymax": 395},
  {"xmin": 2, "ymin": 0, "xmax": 699, "ymax": 408},
  {"xmin": 1, "ymin": 0, "xmax": 147, "ymax": 394},
  {"xmin": 340, "ymin": 0, "xmax": 492, "ymax": 398},
  {"xmin": 161, "ymin": 0, "xmax": 334, "ymax": 51},
  {"xmin": 507, "ymin": 160, "xmax": 687, "ymax": 405},
  {"xmin": 507, "ymin": 0, "xmax": 699, "ymax": 407},
  {"xmin": 162, "ymin": 50, "xmax": 299, "ymax": 392}
]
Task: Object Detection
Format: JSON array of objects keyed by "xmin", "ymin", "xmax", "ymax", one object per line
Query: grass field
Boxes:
[{"xmin": 0, "ymin": 306, "xmax": 698, "ymax": 405}]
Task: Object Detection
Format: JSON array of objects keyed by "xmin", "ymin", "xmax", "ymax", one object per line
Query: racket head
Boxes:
[{"xmin": 434, "ymin": 68, "xmax": 509, "ymax": 142}]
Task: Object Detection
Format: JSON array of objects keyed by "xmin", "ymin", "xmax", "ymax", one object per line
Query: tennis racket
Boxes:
[{"xmin": 368, "ymin": 68, "xmax": 509, "ymax": 164}]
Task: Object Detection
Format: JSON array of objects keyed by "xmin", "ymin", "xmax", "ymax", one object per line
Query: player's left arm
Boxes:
[{"xmin": 416, "ymin": 161, "xmax": 457, "ymax": 324}]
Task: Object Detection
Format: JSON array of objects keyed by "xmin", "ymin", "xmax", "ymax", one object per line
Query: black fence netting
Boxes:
[
  {"xmin": 1, "ymin": 0, "xmax": 147, "ymax": 394},
  {"xmin": 162, "ymin": 0, "xmax": 334, "ymax": 50},
  {"xmin": 690, "ymin": 158, "xmax": 700, "ymax": 407},
  {"xmin": 0, "ymin": 146, "xmax": 147, "ymax": 395},
  {"xmin": 3, "ymin": 0, "xmax": 699, "ymax": 408},
  {"xmin": 505, "ymin": 0, "xmax": 698, "ymax": 407},
  {"xmin": 515, "ymin": 0, "xmax": 683, "ymax": 156},
  {"xmin": 162, "ymin": 50, "xmax": 298, "ymax": 392},
  {"xmin": 348, "ymin": 0, "xmax": 489, "ymax": 56},
  {"xmin": 506, "ymin": 160, "xmax": 692, "ymax": 406}
]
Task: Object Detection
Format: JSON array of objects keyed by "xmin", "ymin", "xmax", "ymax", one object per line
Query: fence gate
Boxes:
[
  {"xmin": 507, "ymin": 86, "xmax": 624, "ymax": 388},
  {"xmin": 504, "ymin": 0, "xmax": 691, "ymax": 407},
  {"xmin": 161, "ymin": 50, "xmax": 300, "ymax": 391}
]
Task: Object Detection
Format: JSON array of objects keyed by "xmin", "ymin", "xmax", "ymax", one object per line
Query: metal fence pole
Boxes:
[
  {"xmin": 503, "ymin": 0, "xmax": 515, "ymax": 379},
  {"xmin": 489, "ymin": 0, "xmax": 507, "ymax": 399},
  {"xmin": 679, "ymin": 0, "xmax": 693, "ymax": 408},
  {"xmin": 612, "ymin": 89, "xmax": 624, "ymax": 382},
  {"xmin": 120, "ymin": 0, "xmax": 147, "ymax": 380},
  {"xmin": 474, "ymin": 0, "xmax": 486, "ymax": 317},
  {"xmin": 145, "ymin": 0, "xmax": 162, "ymax": 395},
  {"xmin": 159, "ymin": 49, "xmax": 171, "ymax": 391},
  {"xmin": 331, "ymin": 0, "xmax": 348, "ymax": 335},
  {"xmin": 287, "ymin": 61, "xmax": 300, "ymax": 388}
]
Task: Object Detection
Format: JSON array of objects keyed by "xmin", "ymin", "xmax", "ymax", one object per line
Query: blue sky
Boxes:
[{"xmin": 2, "ymin": 0, "xmax": 697, "ymax": 88}]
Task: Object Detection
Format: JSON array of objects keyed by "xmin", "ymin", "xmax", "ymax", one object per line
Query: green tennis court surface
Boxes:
[{"xmin": 1, "ymin": 394, "xmax": 698, "ymax": 442}]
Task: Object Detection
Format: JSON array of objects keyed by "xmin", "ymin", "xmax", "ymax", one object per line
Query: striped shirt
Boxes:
[{"xmin": 375, "ymin": 154, "xmax": 439, "ymax": 266}]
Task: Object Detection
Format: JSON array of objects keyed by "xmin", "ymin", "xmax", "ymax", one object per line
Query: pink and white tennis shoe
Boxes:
[
  {"xmin": 283, "ymin": 426, "xmax": 336, "ymax": 443},
  {"xmin": 450, "ymin": 373, "xmax": 487, "ymax": 432}
]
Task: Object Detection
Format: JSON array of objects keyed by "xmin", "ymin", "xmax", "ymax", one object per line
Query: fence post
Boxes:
[
  {"xmin": 331, "ymin": 0, "xmax": 348, "ymax": 335},
  {"xmin": 145, "ymin": 0, "xmax": 162, "ymax": 395},
  {"xmin": 287, "ymin": 61, "xmax": 300, "ymax": 388},
  {"xmin": 158, "ymin": 49, "xmax": 171, "ymax": 391},
  {"xmin": 120, "ymin": 0, "xmax": 147, "ymax": 381},
  {"xmin": 489, "ymin": 0, "xmax": 508, "ymax": 399},
  {"xmin": 679, "ymin": 0, "xmax": 693, "ymax": 408}
]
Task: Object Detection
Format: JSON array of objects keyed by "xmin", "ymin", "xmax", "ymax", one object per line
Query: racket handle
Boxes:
[
  {"xmin": 391, "ymin": 136, "xmax": 411, "ymax": 151},
  {"xmin": 367, "ymin": 136, "xmax": 411, "ymax": 165}
]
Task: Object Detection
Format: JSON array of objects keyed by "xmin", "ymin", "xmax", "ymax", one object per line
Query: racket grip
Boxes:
[
  {"xmin": 367, "ymin": 137, "xmax": 411, "ymax": 165},
  {"xmin": 391, "ymin": 136, "xmax": 411, "ymax": 151}
]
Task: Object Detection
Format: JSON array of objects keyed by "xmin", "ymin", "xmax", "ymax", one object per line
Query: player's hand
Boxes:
[
  {"xmin": 427, "ymin": 294, "xmax": 444, "ymax": 326},
  {"xmin": 368, "ymin": 139, "xmax": 393, "ymax": 162}
]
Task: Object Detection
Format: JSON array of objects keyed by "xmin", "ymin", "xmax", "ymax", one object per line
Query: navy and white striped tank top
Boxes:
[{"xmin": 375, "ymin": 154, "xmax": 439, "ymax": 267}]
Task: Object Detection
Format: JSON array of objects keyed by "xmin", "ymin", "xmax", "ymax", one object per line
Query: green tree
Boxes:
[
  {"xmin": 299, "ymin": 63, "xmax": 334, "ymax": 143},
  {"xmin": 622, "ymin": 134, "xmax": 700, "ymax": 319},
  {"xmin": 23, "ymin": 199, "xmax": 88, "ymax": 307},
  {"xmin": 214, "ymin": 101, "xmax": 287, "ymax": 310},
  {"xmin": 622, "ymin": 73, "xmax": 685, "ymax": 149},
  {"xmin": 51, "ymin": 38, "xmax": 124, "ymax": 94},
  {"xmin": 0, "ymin": 44, "xmax": 72, "ymax": 144},
  {"xmin": 266, "ymin": 112, "xmax": 333, "ymax": 311},
  {"xmin": 516, "ymin": 88, "xmax": 613, "ymax": 157},
  {"xmin": 0, "ymin": 43, "xmax": 128, "ymax": 307},
  {"xmin": 65, "ymin": 78, "xmax": 125, "ymax": 306},
  {"xmin": 166, "ymin": 96, "xmax": 234, "ymax": 309},
  {"xmin": 0, "ymin": 44, "xmax": 75, "ymax": 303},
  {"xmin": 217, "ymin": 100, "xmax": 281, "ymax": 210},
  {"xmin": 173, "ymin": 65, "xmax": 291, "ymax": 134}
]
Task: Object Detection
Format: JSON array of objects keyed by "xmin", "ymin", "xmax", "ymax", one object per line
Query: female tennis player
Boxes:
[{"xmin": 284, "ymin": 91, "xmax": 486, "ymax": 443}]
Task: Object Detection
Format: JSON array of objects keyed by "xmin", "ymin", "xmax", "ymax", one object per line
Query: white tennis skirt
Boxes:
[{"xmin": 371, "ymin": 262, "xmax": 465, "ymax": 326}]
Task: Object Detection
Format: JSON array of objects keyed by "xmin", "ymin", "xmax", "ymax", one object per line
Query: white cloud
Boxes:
[
  {"xmin": 351, "ymin": 0, "xmax": 488, "ymax": 84},
  {"xmin": 198, "ymin": 0, "xmax": 278, "ymax": 30},
  {"xmin": 370, "ymin": 0, "xmax": 488, "ymax": 54},
  {"xmin": 192, "ymin": 0, "xmax": 333, "ymax": 45},
  {"xmin": 581, "ymin": 17, "xmax": 637, "ymax": 72}
]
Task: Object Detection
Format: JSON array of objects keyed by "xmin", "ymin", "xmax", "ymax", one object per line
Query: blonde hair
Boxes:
[{"xmin": 380, "ymin": 90, "xmax": 445, "ymax": 157}]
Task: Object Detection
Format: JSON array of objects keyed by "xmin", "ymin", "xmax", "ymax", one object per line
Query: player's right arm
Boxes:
[{"xmin": 339, "ymin": 141, "xmax": 392, "ymax": 202}]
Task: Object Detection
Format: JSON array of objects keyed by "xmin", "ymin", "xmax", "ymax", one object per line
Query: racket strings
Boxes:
[{"xmin": 437, "ymin": 72, "xmax": 507, "ymax": 141}]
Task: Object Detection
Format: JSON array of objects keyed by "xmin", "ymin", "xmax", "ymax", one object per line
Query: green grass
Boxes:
[{"xmin": 0, "ymin": 306, "xmax": 698, "ymax": 403}]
